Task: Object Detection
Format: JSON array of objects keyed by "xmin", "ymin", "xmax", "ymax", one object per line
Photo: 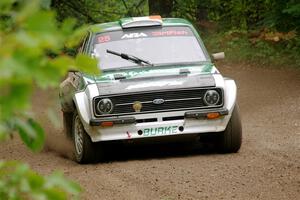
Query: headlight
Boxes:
[
  {"xmin": 97, "ymin": 98, "xmax": 114, "ymax": 114},
  {"xmin": 203, "ymin": 90, "xmax": 220, "ymax": 106}
]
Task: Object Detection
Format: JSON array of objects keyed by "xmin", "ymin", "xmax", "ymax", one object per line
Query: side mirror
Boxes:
[{"xmin": 212, "ymin": 52, "xmax": 225, "ymax": 61}]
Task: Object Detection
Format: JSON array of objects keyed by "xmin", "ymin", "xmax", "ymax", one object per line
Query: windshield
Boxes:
[{"xmin": 92, "ymin": 26, "xmax": 208, "ymax": 70}]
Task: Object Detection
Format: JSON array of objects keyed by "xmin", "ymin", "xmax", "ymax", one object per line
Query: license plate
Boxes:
[{"xmin": 142, "ymin": 126, "xmax": 178, "ymax": 136}]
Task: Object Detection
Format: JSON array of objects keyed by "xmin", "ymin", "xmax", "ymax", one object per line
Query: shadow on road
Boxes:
[{"xmin": 94, "ymin": 140, "xmax": 219, "ymax": 163}]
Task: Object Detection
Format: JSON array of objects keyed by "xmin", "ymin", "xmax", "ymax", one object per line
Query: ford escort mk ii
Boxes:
[{"xmin": 59, "ymin": 16, "xmax": 242, "ymax": 163}]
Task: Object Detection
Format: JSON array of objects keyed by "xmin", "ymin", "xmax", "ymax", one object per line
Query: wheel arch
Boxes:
[{"xmin": 223, "ymin": 78, "xmax": 238, "ymax": 114}]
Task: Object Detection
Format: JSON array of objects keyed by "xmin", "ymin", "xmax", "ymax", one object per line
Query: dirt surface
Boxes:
[{"xmin": 1, "ymin": 64, "xmax": 300, "ymax": 200}]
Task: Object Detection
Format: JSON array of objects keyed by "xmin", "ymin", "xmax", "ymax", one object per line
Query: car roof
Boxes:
[{"xmin": 89, "ymin": 17, "xmax": 194, "ymax": 34}]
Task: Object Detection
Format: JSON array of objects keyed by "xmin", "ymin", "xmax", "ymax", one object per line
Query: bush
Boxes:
[{"xmin": 203, "ymin": 30, "xmax": 300, "ymax": 68}]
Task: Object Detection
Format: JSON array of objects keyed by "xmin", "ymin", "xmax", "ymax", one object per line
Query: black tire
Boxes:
[
  {"xmin": 218, "ymin": 104, "xmax": 242, "ymax": 153},
  {"xmin": 72, "ymin": 110, "xmax": 100, "ymax": 163}
]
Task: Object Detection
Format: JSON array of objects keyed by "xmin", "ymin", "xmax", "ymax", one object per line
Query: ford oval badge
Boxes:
[{"xmin": 153, "ymin": 99, "xmax": 165, "ymax": 105}]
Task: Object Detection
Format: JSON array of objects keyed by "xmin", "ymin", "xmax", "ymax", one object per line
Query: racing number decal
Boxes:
[
  {"xmin": 97, "ymin": 35, "xmax": 111, "ymax": 43},
  {"xmin": 143, "ymin": 126, "xmax": 178, "ymax": 136}
]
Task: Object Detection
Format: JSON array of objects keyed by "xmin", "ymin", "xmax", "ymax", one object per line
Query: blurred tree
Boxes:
[
  {"xmin": 195, "ymin": 0, "xmax": 300, "ymax": 31},
  {"xmin": 146, "ymin": 0, "xmax": 299, "ymax": 32},
  {"xmin": 49, "ymin": 0, "xmax": 300, "ymax": 32},
  {"xmin": 51, "ymin": 0, "xmax": 149, "ymax": 25},
  {"xmin": 265, "ymin": 0, "xmax": 300, "ymax": 31},
  {"xmin": 148, "ymin": 0, "xmax": 173, "ymax": 17}
]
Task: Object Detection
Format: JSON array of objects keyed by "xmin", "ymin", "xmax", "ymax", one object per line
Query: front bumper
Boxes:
[
  {"xmin": 89, "ymin": 108, "xmax": 228, "ymax": 126},
  {"xmin": 86, "ymin": 108, "xmax": 230, "ymax": 142},
  {"xmin": 73, "ymin": 76, "xmax": 237, "ymax": 142}
]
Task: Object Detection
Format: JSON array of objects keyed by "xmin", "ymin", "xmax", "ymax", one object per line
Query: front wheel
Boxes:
[
  {"xmin": 218, "ymin": 104, "xmax": 242, "ymax": 153},
  {"xmin": 72, "ymin": 111, "xmax": 101, "ymax": 163}
]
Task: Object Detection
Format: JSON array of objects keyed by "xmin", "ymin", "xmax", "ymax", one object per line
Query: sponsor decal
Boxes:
[
  {"xmin": 126, "ymin": 80, "xmax": 183, "ymax": 90},
  {"xmin": 133, "ymin": 101, "xmax": 142, "ymax": 112},
  {"xmin": 126, "ymin": 131, "xmax": 131, "ymax": 138},
  {"xmin": 94, "ymin": 27, "xmax": 194, "ymax": 44},
  {"xmin": 143, "ymin": 126, "xmax": 178, "ymax": 136},
  {"xmin": 121, "ymin": 32, "xmax": 148, "ymax": 39},
  {"xmin": 152, "ymin": 98, "xmax": 165, "ymax": 105},
  {"xmin": 151, "ymin": 30, "xmax": 188, "ymax": 36}
]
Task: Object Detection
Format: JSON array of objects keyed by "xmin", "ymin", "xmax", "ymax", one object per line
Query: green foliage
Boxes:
[
  {"xmin": 0, "ymin": 161, "xmax": 81, "ymax": 200},
  {"xmin": 265, "ymin": 1, "xmax": 300, "ymax": 32},
  {"xmin": 0, "ymin": 0, "xmax": 99, "ymax": 199},
  {"xmin": 204, "ymin": 0, "xmax": 272, "ymax": 30},
  {"xmin": 0, "ymin": 0, "xmax": 98, "ymax": 145},
  {"xmin": 16, "ymin": 118, "xmax": 45, "ymax": 152},
  {"xmin": 171, "ymin": 0, "xmax": 197, "ymax": 22},
  {"xmin": 168, "ymin": 0, "xmax": 300, "ymax": 32}
]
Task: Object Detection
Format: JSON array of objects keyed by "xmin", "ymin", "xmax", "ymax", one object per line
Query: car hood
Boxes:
[{"xmin": 83, "ymin": 64, "xmax": 219, "ymax": 95}]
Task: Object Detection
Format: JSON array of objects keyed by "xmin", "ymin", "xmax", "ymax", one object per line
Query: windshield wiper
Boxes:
[{"xmin": 106, "ymin": 49, "xmax": 153, "ymax": 66}]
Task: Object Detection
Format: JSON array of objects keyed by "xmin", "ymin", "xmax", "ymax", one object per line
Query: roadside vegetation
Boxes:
[
  {"xmin": 0, "ymin": 0, "xmax": 299, "ymax": 199},
  {"xmin": 191, "ymin": 1, "xmax": 300, "ymax": 68},
  {"xmin": 154, "ymin": 0, "xmax": 300, "ymax": 68},
  {"xmin": 203, "ymin": 30, "xmax": 300, "ymax": 68}
]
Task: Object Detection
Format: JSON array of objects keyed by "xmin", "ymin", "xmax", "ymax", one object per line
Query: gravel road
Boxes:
[{"xmin": 1, "ymin": 64, "xmax": 300, "ymax": 200}]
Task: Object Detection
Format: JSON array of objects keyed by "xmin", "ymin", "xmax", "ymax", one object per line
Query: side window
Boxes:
[
  {"xmin": 78, "ymin": 33, "xmax": 89, "ymax": 54},
  {"xmin": 81, "ymin": 32, "xmax": 92, "ymax": 54},
  {"xmin": 63, "ymin": 32, "xmax": 91, "ymax": 58}
]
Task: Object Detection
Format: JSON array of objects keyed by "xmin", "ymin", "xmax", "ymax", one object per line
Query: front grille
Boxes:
[{"xmin": 93, "ymin": 88, "xmax": 223, "ymax": 117}]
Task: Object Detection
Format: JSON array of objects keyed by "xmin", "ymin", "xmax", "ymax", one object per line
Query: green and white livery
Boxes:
[{"xmin": 59, "ymin": 16, "xmax": 242, "ymax": 163}]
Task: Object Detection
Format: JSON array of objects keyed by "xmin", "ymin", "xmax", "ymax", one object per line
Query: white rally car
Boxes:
[{"xmin": 60, "ymin": 16, "xmax": 242, "ymax": 163}]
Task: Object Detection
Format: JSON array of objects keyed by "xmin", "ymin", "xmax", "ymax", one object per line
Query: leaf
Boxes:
[
  {"xmin": 283, "ymin": 4, "xmax": 300, "ymax": 16},
  {"xmin": 50, "ymin": 55, "xmax": 75, "ymax": 73},
  {"xmin": 0, "ymin": 81, "xmax": 32, "ymax": 119},
  {"xmin": 46, "ymin": 172, "xmax": 82, "ymax": 195},
  {"xmin": 0, "ymin": 123, "xmax": 8, "ymax": 140},
  {"xmin": 15, "ymin": 0, "xmax": 40, "ymax": 23},
  {"xmin": 43, "ymin": 188, "xmax": 67, "ymax": 200},
  {"xmin": 15, "ymin": 31, "xmax": 41, "ymax": 50},
  {"xmin": 65, "ymin": 25, "xmax": 88, "ymax": 48},
  {"xmin": 40, "ymin": 0, "xmax": 51, "ymax": 10},
  {"xmin": 16, "ymin": 118, "xmax": 45, "ymax": 152},
  {"xmin": 24, "ymin": 10, "xmax": 56, "ymax": 33},
  {"xmin": 60, "ymin": 18, "xmax": 77, "ymax": 36},
  {"xmin": 26, "ymin": 171, "xmax": 44, "ymax": 190},
  {"xmin": 0, "ymin": 161, "xmax": 81, "ymax": 199},
  {"xmin": 75, "ymin": 54, "xmax": 99, "ymax": 74}
]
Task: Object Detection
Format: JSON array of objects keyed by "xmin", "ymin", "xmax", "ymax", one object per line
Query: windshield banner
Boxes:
[{"xmin": 95, "ymin": 27, "xmax": 194, "ymax": 44}]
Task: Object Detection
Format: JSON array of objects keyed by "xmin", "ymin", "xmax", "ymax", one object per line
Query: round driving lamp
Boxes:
[
  {"xmin": 204, "ymin": 90, "xmax": 220, "ymax": 106},
  {"xmin": 97, "ymin": 98, "xmax": 114, "ymax": 114}
]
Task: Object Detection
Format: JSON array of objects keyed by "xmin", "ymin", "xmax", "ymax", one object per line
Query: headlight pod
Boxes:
[
  {"xmin": 97, "ymin": 98, "xmax": 114, "ymax": 114},
  {"xmin": 204, "ymin": 90, "xmax": 220, "ymax": 106}
]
